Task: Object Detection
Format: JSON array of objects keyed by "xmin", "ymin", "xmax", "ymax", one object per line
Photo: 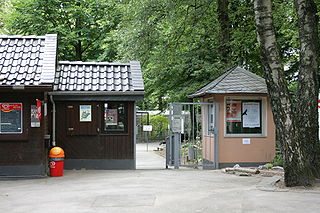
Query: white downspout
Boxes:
[{"xmin": 50, "ymin": 95, "xmax": 56, "ymax": 146}]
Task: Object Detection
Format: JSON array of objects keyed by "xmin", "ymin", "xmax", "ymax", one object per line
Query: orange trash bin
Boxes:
[{"xmin": 49, "ymin": 147, "xmax": 65, "ymax": 177}]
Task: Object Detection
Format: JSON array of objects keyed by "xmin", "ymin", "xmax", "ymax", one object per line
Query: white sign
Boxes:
[
  {"xmin": 242, "ymin": 138, "xmax": 251, "ymax": 145},
  {"xmin": 172, "ymin": 117, "xmax": 182, "ymax": 133},
  {"xmin": 80, "ymin": 105, "xmax": 92, "ymax": 122},
  {"xmin": 143, "ymin": 125, "xmax": 153, "ymax": 132},
  {"xmin": 242, "ymin": 102, "xmax": 260, "ymax": 128}
]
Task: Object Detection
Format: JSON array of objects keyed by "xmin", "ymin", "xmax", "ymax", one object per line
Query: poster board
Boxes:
[
  {"xmin": 226, "ymin": 100, "xmax": 241, "ymax": 122},
  {"xmin": 105, "ymin": 109, "xmax": 118, "ymax": 125},
  {"xmin": 31, "ymin": 105, "xmax": 40, "ymax": 127},
  {"xmin": 0, "ymin": 103, "xmax": 23, "ymax": 133},
  {"xmin": 79, "ymin": 105, "xmax": 92, "ymax": 122},
  {"xmin": 242, "ymin": 102, "xmax": 260, "ymax": 128}
]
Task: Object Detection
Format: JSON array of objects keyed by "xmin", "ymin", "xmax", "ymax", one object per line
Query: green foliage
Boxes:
[
  {"xmin": 0, "ymin": 0, "xmax": 310, "ymax": 110},
  {"xmin": 3, "ymin": 0, "xmax": 120, "ymax": 61},
  {"xmin": 272, "ymin": 153, "xmax": 284, "ymax": 167},
  {"xmin": 115, "ymin": 0, "xmax": 302, "ymax": 110},
  {"xmin": 149, "ymin": 115, "xmax": 168, "ymax": 140}
]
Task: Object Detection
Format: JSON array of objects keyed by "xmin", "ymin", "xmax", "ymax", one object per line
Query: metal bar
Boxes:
[
  {"xmin": 133, "ymin": 102, "xmax": 137, "ymax": 169},
  {"xmin": 213, "ymin": 103, "xmax": 220, "ymax": 169},
  {"xmin": 171, "ymin": 102, "xmax": 214, "ymax": 105},
  {"xmin": 174, "ymin": 132, "xmax": 180, "ymax": 169}
]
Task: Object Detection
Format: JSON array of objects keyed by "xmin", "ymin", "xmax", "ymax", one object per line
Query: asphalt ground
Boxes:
[{"xmin": 1, "ymin": 143, "xmax": 319, "ymax": 213}]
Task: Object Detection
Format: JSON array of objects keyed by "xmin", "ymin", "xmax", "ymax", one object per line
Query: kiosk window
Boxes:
[
  {"xmin": 103, "ymin": 102, "xmax": 128, "ymax": 134},
  {"xmin": 0, "ymin": 103, "xmax": 23, "ymax": 134},
  {"xmin": 226, "ymin": 99, "xmax": 262, "ymax": 135}
]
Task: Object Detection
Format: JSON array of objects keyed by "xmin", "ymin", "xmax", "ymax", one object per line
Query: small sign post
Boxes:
[{"xmin": 143, "ymin": 125, "xmax": 153, "ymax": 151}]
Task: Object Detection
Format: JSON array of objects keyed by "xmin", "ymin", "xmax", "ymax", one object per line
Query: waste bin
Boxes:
[{"xmin": 49, "ymin": 147, "xmax": 65, "ymax": 177}]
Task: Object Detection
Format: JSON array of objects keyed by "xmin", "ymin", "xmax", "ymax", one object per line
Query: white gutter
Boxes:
[{"xmin": 50, "ymin": 95, "xmax": 56, "ymax": 146}]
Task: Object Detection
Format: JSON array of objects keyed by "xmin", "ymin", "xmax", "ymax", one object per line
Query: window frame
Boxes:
[
  {"xmin": 224, "ymin": 96, "xmax": 267, "ymax": 137},
  {"xmin": 0, "ymin": 102, "xmax": 23, "ymax": 134},
  {"xmin": 102, "ymin": 102, "xmax": 129, "ymax": 135},
  {"xmin": 205, "ymin": 104, "xmax": 215, "ymax": 136}
]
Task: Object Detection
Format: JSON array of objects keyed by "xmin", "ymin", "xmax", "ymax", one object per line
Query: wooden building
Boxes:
[
  {"xmin": 0, "ymin": 34, "xmax": 144, "ymax": 177},
  {"xmin": 188, "ymin": 67, "xmax": 276, "ymax": 168},
  {"xmin": 50, "ymin": 61, "xmax": 144, "ymax": 170},
  {"xmin": 0, "ymin": 34, "xmax": 57, "ymax": 176}
]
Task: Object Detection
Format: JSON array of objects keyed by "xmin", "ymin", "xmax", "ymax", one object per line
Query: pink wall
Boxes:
[{"xmin": 203, "ymin": 94, "xmax": 276, "ymax": 164}]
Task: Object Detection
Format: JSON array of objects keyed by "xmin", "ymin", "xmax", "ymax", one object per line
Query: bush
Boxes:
[
  {"xmin": 272, "ymin": 153, "xmax": 284, "ymax": 167},
  {"xmin": 149, "ymin": 115, "xmax": 168, "ymax": 140}
]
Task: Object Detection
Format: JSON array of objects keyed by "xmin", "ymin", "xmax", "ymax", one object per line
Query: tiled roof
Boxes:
[
  {"xmin": 54, "ymin": 61, "xmax": 144, "ymax": 93},
  {"xmin": 188, "ymin": 66, "xmax": 267, "ymax": 98},
  {"xmin": 0, "ymin": 34, "xmax": 57, "ymax": 86}
]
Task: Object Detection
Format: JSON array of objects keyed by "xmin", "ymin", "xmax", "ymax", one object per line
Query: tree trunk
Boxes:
[
  {"xmin": 75, "ymin": 40, "xmax": 82, "ymax": 61},
  {"xmin": 254, "ymin": 0, "xmax": 317, "ymax": 186},
  {"xmin": 217, "ymin": 0, "xmax": 231, "ymax": 64},
  {"xmin": 294, "ymin": 0, "xmax": 320, "ymax": 179}
]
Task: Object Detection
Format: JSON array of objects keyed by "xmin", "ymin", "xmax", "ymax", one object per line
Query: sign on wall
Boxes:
[
  {"xmin": 105, "ymin": 109, "xmax": 118, "ymax": 125},
  {"xmin": 0, "ymin": 103, "xmax": 22, "ymax": 133},
  {"xmin": 226, "ymin": 100, "xmax": 241, "ymax": 122},
  {"xmin": 31, "ymin": 105, "xmax": 40, "ymax": 127},
  {"xmin": 143, "ymin": 125, "xmax": 153, "ymax": 132},
  {"xmin": 79, "ymin": 105, "xmax": 92, "ymax": 122},
  {"xmin": 242, "ymin": 102, "xmax": 260, "ymax": 128}
]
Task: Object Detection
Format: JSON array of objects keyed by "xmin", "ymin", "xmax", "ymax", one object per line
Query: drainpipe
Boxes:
[{"xmin": 50, "ymin": 95, "xmax": 56, "ymax": 146}]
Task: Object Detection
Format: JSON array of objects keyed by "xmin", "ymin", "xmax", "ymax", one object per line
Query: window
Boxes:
[
  {"xmin": 0, "ymin": 103, "xmax": 23, "ymax": 134},
  {"xmin": 103, "ymin": 102, "xmax": 128, "ymax": 134},
  {"xmin": 207, "ymin": 104, "xmax": 215, "ymax": 135},
  {"xmin": 225, "ymin": 99, "xmax": 263, "ymax": 135}
]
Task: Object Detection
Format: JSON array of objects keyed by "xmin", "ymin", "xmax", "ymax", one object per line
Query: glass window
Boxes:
[
  {"xmin": 226, "ymin": 99, "xmax": 262, "ymax": 135},
  {"xmin": 207, "ymin": 104, "xmax": 214, "ymax": 135},
  {"xmin": 0, "ymin": 103, "xmax": 23, "ymax": 134},
  {"xmin": 103, "ymin": 102, "xmax": 128, "ymax": 134}
]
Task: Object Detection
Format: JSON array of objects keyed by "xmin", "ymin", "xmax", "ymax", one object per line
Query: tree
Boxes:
[
  {"xmin": 3, "ymin": 0, "xmax": 120, "ymax": 61},
  {"xmin": 254, "ymin": 0, "xmax": 320, "ymax": 186},
  {"xmin": 217, "ymin": 0, "xmax": 231, "ymax": 65}
]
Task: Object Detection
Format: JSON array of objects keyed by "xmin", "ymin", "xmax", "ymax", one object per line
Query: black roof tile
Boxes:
[{"xmin": 0, "ymin": 34, "xmax": 57, "ymax": 87}]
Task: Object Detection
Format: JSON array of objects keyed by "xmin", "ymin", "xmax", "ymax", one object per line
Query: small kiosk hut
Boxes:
[
  {"xmin": 188, "ymin": 66, "xmax": 276, "ymax": 168},
  {"xmin": 50, "ymin": 61, "xmax": 144, "ymax": 170},
  {"xmin": 0, "ymin": 34, "xmax": 57, "ymax": 176}
]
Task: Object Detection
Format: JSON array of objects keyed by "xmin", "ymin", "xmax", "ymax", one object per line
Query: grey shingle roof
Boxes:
[
  {"xmin": 188, "ymin": 66, "xmax": 267, "ymax": 98},
  {"xmin": 0, "ymin": 34, "xmax": 57, "ymax": 86},
  {"xmin": 53, "ymin": 61, "xmax": 144, "ymax": 93}
]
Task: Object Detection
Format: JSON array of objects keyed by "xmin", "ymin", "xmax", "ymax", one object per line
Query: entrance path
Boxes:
[{"xmin": 136, "ymin": 142, "xmax": 165, "ymax": 169}]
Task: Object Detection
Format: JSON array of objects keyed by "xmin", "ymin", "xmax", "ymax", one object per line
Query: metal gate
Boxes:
[{"xmin": 166, "ymin": 102, "xmax": 219, "ymax": 169}]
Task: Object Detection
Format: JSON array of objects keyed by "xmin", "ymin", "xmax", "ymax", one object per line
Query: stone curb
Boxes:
[{"xmin": 256, "ymin": 176, "xmax": 320, "ymax": 194}]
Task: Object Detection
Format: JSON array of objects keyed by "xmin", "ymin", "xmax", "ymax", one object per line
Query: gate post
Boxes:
[
  {"xmin": 213, "ymin": 103, "xmax": 220, "ymax": 169},
  {"xmin": 173, "ymin": 132, "xmax": 180, "ymax": 169}
]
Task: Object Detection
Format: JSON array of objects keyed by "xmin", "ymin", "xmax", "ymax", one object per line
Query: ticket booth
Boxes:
[
  {"xmin": 188, "ymin": 66, "xmax": 276, "ymax": 168},
  {"xmin": 50, "ymin": 61, "xmax": 144, "ymax": 170}
]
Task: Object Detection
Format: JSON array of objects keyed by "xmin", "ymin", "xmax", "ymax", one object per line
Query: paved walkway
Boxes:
[
  {"xmin": 1, "ymin": 147, "xmax": 320, "ymax": 213},
  {"xmin": 136, "ymin": 142, "xmax": 165, "ymax": 169}
]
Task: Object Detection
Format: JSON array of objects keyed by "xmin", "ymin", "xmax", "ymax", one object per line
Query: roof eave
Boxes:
[{"xmin": 48, "ymin": 90, "xmax": 145, "ymax": 96}]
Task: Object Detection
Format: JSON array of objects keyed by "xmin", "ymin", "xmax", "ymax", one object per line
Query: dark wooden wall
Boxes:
[
  {"xmin": 56, "ymin": 101, "xmax": 134, "ymax": 160},
  {"xmin": 0, "ymin": 92, "xmax": 47, "ymax": 167}
]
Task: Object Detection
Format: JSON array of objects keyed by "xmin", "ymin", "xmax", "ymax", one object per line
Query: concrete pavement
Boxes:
[
  {"xmin": 1, "ymin": 145, "xmax": 320, "ymax": 213},
  {"xmin": 136, "ymin": 142, "xmax": 165, "ymax": 169}
]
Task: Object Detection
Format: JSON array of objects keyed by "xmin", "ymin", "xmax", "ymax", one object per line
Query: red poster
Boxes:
[
  {"xmin": 226, "ymin": 100, "xmax": 241, "ymax": 122},
  {"xmin": 0, "ymin": 103, "xmax": 22, "ymax": 112},
  {"xmin": 36, "ymin": 99, "xmax": 42, "ymax": 120}
]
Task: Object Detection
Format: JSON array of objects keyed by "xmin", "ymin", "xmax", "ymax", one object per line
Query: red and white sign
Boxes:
[
  {"xmin": 226, "ymin": 100, "xmax": 242, "ymax": 122},
  {"xmin": 36, "ymin": 99, "xmax": 42, "ymax": 120},
  {"xmin": 0, "ymin": 103, "xmax": 22, "ymax": 112}
]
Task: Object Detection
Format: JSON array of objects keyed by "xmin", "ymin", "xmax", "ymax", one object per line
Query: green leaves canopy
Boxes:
[
  {"xmin": 1, "ymin": 0, "xmax": 304, "ymax": 110},
  {"xmin": 4, "ymin": 0, "xmax": 120, "ymax": 61}
]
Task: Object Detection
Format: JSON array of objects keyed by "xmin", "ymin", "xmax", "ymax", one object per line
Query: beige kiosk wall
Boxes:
[{"xmin": 203, "ymin": 94, "xmax": 275, "ymax": 164}]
